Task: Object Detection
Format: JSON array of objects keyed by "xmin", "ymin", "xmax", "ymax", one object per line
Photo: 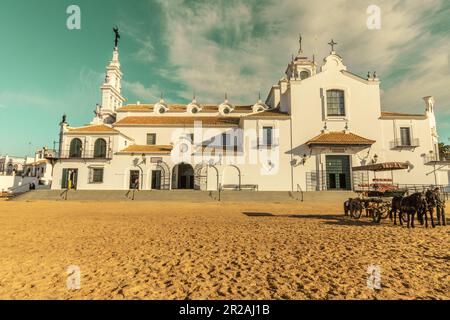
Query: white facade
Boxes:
[
  {"xmin": 51, "ymin": 38, "xmax": 449, "ymax": 192},
  {"xmin": 22, "ymin": 147, "xmax": 54, "ymax": 185}
]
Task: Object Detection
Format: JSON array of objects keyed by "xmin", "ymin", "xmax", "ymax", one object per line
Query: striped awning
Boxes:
[{"xmin": 352, "ymin": 162, "xmax": 409, "ymax": 172}]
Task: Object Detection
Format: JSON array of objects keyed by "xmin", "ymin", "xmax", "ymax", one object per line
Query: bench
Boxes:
[
  {"xmin": 221, "ymin": 184, "xmax": 258, "ymax": 191},
  {"xmin": 222, "ymin": 184, "xmax": 239, "ymax": 190},
  {"xmin": 240, "ymin": 184, "xmax": 258, "ymax": 191}
]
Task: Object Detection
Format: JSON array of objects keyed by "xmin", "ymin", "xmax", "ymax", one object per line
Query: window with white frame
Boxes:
[
  {"xmin": 400, "ymin": 127, "xmax": 412, "ymax": 146},
  {"xmin": 326, "ymin": 90, "xmax": 345, "ymax": 117},
  {"xmin": 147, "ymin": 133, "xmax": 156, "ymax": 145},
  {"xmin": 89, "ymin": 168, "xmax": 104, "ymax": 183}
]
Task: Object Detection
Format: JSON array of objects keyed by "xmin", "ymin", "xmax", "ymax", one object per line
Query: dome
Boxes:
[
  {"xmin": 218, "ymin": 96, "xmax": 234, "ymax": 116},
  {"xmin": 154, "ymin": 98, "xmax": 169, "ymax": 114},
  {"xmin": 187, "ymin": 98, "xmax": 202, "ymax": 114},
  {"xmin": 252, "ymin": 98, "xmax": 269, "ymax": 113}
]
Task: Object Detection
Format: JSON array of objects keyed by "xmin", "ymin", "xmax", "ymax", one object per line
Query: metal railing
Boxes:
[
  {"xmin": 389, "ymin": 138, "xmax": 420, "ymax": 149},
  {"xmin": 395, "ymin": 184, "xmax": 448, "ymax": 199},
  {"xmin": 59, "ymin": 149, "xmax": 113, "ymax": 159},
  {"xmin": 424, "ymin": 154, "xmax": 450, "ymax": 164},
  {"xmin": 306, "ymin": 171, "xmax": 326, "ymax": 191},
  {"xmin": 296, "ymin": 184, "xmax": 304, "ymax": 202}
]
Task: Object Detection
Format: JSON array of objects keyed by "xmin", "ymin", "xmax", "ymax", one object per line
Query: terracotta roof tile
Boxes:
[
  {"xmin": 117, "ymin": 104, "xmax": 154, "ymax": 111},
  {"xmin": 244, "ymin": 110, "xmax": 290, "ymax": 118},
  {"xmin": 25, "ymin": 159, "xmax": 49, "ymax": 166},
  {"xmin": 67, "ymin": 125, "xmax": 118, "ymax": 133},
  {"xmin": 380, "ymin": 111, "xmax": 425, "ymax": 119},
  {"xmin": 117, "ymin": 104, "xmax": 254, "ymax": 112},
  {"xmin": 119, "ymin": 145, "xmax": 173, "ymax": 154},
  {"xmin": 114, "ymin": 116, "xmax": 240, "ymax": 127},
  {"xmin": 306, "ymin": 131, "xmax": 375, "ymax": 146}
]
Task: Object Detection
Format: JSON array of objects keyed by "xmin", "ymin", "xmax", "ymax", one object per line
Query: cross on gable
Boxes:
[{"xmin": 328, "ymin": 39, "xmax": 337, "ymax": 52}]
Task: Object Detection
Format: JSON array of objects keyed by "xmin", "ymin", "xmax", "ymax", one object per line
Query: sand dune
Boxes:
[{"xmin": 0, "ymin": 200, "xmax": 448, "ymax": 300}]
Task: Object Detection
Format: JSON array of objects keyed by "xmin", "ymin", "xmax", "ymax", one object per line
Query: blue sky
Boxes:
[{"xmin": 0, "ymin": 0, "xmax": 449, "ymax": 156}]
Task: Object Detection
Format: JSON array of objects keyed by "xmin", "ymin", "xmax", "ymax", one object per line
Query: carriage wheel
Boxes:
[
  {"xmin": 350, "ymin": 200, "xmax": 362, "ymax": 219},
  {"xmin": 379, "ymin": 206, "xmax": 390, "ymax": 219},
  {"xmin": 372, "ymin": 208, "xmax": 382, "ymax": 223},
  {"xmin": 400, "ymin": 211, "xmax": 408, "ymax": 224}
]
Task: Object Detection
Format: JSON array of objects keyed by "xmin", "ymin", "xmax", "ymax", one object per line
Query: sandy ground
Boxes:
[{"xmin": 0, "ymin": 200, "xmax": 448, "ymax": 300}]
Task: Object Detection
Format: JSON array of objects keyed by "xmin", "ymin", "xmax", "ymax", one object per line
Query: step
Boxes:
[{"xmin": 12, "ymin": 189, "xmax": 357, "ymax": 203}]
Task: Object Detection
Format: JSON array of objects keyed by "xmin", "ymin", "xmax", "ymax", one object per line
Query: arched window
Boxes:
[
  {"xmin": 69, "ymin": 138, "xmax": 83, "ymax": 158},
  {"xmin": 326, "ymin": 90, "xmax": 345, "ymax": 116},
  {"xmin": 94, "ymin": 138, "xmax": 107, "ymax": 158},
  {"xmin": 300, "ymin": 71, "xmax": 310, "ymax": 80}
]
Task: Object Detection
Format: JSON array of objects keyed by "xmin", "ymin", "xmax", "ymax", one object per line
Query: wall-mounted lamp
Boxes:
[{"xmin": 301, "ymin": 153, "xmax": 309, "ymax": 165}]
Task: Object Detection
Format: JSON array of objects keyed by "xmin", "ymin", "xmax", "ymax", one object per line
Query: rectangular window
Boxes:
[
  {"xmin": 188, "ymin": 133, "xmax": 194, "ymax": 144},
  {"xmin": 147, "ymin": 133, "xmax": 156, "ymax": 145},
  {"xmin": 222, "ymin": 133, "xmax": 229, "ymax": 146},
  {"xmin": 400, "ymin": 127, "xmax": 411, "ymax": 146},
  {"xmin": 263, "ymin": 127, "xmax": 273, "ymax": 146},
  {"xmin": 90, "ymin": 168, "xmax": 104, "ymax": 183},
  {"xmin": 326, "ymin": 90, "xmax": 345, "ymax": 116}
]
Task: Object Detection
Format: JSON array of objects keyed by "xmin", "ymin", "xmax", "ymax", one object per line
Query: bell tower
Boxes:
[
  {"xmin": 285, "ymin": 35, "xmax": 317, "ymax": 81},
  {"xmin": 99, "ymin": 27, "xmax": 125, "ymax": 124}
]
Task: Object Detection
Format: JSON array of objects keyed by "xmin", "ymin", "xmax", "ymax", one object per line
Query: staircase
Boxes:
[{"xmin": 12, "ymin": 189, "xmax": 356, "ymax": 203}]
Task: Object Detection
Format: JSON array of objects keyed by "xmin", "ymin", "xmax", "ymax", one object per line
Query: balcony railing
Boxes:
[
  {"xmin": 390, "ymin": 138, "xmax": 419, "ymax": 149},
  {"xmin": 59, "ymin": 149, "xmax": 113, "ymax": 159},
  {"xmin": 424, "ymin": 154, "xmax": 450, "ymax": 164}
]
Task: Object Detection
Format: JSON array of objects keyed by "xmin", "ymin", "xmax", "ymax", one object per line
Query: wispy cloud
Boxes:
[
  {"xmin": 134, "ymin": 0, "xmax": 448, "ymax": 111},
  {"xmin": 123, "ymin": 80, "xmax": 161, "ymax": 102},
  {"xmin": 120, "ymin": 23, "xmax": 156, "ymax": 64},
  {"xmin": 0, "ymin": 91, "xmax": 55, "ymax": 109}
]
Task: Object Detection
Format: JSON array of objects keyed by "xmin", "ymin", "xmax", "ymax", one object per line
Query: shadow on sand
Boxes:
[{"xmin": 242, "ymin": 212, "xmax": 380, "ymax": 227}]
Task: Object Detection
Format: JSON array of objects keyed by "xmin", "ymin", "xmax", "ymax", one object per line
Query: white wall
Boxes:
[{"xmin": 0, "ymin": 175, "xmax": 38, "ymax": 193}]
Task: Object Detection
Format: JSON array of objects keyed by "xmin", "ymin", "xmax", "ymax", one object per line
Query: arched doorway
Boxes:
[
  {"xmin": 222, "ymin": 165, "xmax": 241, "ymax": 189},
  {"xmin": 172, "ymin": 163, "xmax": 194, "ymax": 189}
]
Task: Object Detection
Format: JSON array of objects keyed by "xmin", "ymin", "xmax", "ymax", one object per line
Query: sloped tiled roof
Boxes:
[
  {"xmin": 244, "ymin": 110, "xmax": 290, "ymax": 119},
  {"xmin": 119, "ymin": 145, "xmax": 173, "ymax": 154},
  {"xmin": 380, "ymin": 111, "xmax": 426, "ymax": 119},
  {"xmin": 67, "ymin": 125, "xmax": 119, "ymax": 133},
  {"xmin": 117, "ymin": 104, "xmax": 254, "ymax": 113},
  {"xmin": 24, "ymin": 159, "xmax": 49, "ymax": 166},
  {"xmin": 114, "ymin": 116, "xmax": 240, "ymax": 127},
  {"xmin": 306, "ymin": 131, "xmax": 375, "ymax": 146},
  {"xmin": 117, "ymin": 104, "xmax": 154, "ymax": 111}
]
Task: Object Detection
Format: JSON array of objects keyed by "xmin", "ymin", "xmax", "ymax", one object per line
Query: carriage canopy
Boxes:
[{"xmin": 352, "ymin": 162, "xmax": 409, "ymax": 172}]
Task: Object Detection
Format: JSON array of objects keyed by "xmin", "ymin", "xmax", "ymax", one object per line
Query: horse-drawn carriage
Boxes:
[
  {"xmin": 344, "ymin": 162, "xmax": 410, "ymax": 223},
  {"xmin": 345, "ymin": 189, "xmax": 408, "ymax": 223}
]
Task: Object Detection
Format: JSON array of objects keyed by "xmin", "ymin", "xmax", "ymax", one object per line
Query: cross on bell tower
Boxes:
[{"xmin": 298, "ymin": 34, "xmax": 303, "ymax": 55}]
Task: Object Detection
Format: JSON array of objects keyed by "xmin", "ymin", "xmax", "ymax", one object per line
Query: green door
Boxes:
[
  {"xmin": 326, "ymin": 155, "xmax": 351, "ymax": 190},
  {"xmin": 61, "ymin": 169, "xmax": 69, "ymax": 189}
]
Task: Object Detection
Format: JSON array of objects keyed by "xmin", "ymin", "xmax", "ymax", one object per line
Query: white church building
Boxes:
[{"xmin": 50, "ymin": 34, "xmax": 449, "ymax": 192}]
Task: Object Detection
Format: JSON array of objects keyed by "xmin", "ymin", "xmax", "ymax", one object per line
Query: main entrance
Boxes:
[
  {"xmin": 151, "ymin": 170, "xmax": 162, "ymax": 190},
  {"xmin": 172, "ymin": 163, "xmax": 194, "ymax": 189},
  {"xmin": 325, "ymin": 155, "xmax": 351, "ymax": 190},
  {"xmin": 129, "ymin": 170, "xmax": 140, "ymax": 189}
]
